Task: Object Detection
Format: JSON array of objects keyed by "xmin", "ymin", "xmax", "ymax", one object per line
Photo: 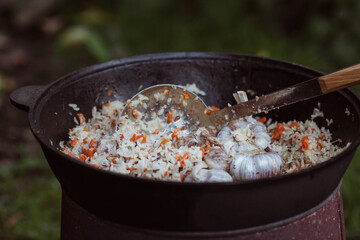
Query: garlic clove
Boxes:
[{"xmin": 218, "ymin": 117, "xmax": 271, "ymax": 153}]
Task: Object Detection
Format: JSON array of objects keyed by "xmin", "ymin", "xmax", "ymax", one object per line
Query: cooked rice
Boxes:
[
  {"xmin": 345, "ymin": 108, "xmax": 351, "ymax": 116},
  {"xmin": 60, "ymin": 100, "xmax": 205, "ymax": 181},
  {"xmin": 68, "ymin": 103, "xmax": 80, "ymax": 111},
  {"xmin": 61, "ymin": 97, "xmax": 349, "ymax": 182},
  {"xmin": 267, "ymin": 116, "xmax": 349, "ymax": 174}
]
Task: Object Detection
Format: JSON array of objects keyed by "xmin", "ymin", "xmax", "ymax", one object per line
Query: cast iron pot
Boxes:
[{"xmin": 10, "ymin": 52, "xmax": 360, "ymax": 234}]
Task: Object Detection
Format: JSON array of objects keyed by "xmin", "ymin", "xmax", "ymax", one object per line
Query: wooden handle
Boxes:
[{"xmin": 318, "ymin": 63, "xmax": 360, "ymax": 94}]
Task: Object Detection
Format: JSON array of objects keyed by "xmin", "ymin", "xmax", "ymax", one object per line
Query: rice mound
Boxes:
[
  {"xmin": 60, "ymin": 101, "xmax": 349, "ymax": 182},
  {"xmin": 267, "ymin": 117, "xmax": 349, "ymax": 174},
  {"xmin": 60, "ymin": 100, "xmax": 206, "ymax": 181}
]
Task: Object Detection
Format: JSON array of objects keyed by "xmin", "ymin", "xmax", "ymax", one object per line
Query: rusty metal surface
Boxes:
[{"xmin": 61, "ymin": 189, "xmax": 345, "ymax": 240}]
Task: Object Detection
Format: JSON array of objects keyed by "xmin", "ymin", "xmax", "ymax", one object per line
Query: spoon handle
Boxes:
[
  {"xmin": 211, "ymin": 63, "xmax": 360, "ymax": 129},
  {"xmin": 318, "ymin": 63, "xmax": 360, "ymax": 93}
]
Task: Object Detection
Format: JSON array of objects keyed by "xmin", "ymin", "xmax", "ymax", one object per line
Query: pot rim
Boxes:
[{"xmin": 28, "ymin": 51, "xmax": 360, "ymax": 187}]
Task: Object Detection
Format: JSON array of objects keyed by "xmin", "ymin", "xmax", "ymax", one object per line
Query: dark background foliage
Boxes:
[{"xmin": 1, "ymin": 0, "xmax": 359, "ymax": 239}]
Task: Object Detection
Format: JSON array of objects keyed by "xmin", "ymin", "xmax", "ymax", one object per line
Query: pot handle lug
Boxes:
[{"xmin": 10, "ymin": 85, "xmax": 47, "ymax": 112}]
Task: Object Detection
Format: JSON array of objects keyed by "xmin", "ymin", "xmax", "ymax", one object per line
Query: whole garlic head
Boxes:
[
  {"xmin": 230, "ymin": 151, "xmax": 283, "ymax": 181},
  {"xmin": 217, "ymin": 117, "xmax": 271, "ymax": 156}
]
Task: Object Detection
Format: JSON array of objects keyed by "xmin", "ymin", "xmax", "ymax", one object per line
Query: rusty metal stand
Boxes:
[{"xmin": 61, "ymin": 189, "xmax": 345, "ymax": 240}]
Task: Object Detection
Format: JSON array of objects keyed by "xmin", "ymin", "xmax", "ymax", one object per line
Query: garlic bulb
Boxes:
[
  {"xmin": 184, "ymin": 163, "xmax": 233, "ymax": 183},
  {"xmin": 196, "ymin": 127, "xmax": 232, "ymax": 171},
  {"xmin": 230, "ymin": 151, "xmax": 283, "ymax": 181},
  {"xmin": 217, "ymin": 117, "xmax": 270, "ymax": 156},
  {"xmin": 204, "ymin": 146, "xmax": 231, "ymax": 171}
]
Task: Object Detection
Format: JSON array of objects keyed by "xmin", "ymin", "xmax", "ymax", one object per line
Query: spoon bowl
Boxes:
[{"xmin": 121, "ymin": 84, "xmax": 216, "ymax": 132}]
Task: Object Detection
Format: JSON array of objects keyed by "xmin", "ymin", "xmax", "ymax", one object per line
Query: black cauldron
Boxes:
[{"xmin": 10, "ymin": 52, "xmax": 360, "ymax": 234}]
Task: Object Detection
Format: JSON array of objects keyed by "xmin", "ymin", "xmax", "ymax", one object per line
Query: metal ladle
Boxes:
[{"xmin": 122, "ymin": 64, "xmax": 360, "ymax": 131}]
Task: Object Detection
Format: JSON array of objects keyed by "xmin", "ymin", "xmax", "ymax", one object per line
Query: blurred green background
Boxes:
[{"xmin": 1, "ymin": 0, "xmax": 360, "ymax": 239}]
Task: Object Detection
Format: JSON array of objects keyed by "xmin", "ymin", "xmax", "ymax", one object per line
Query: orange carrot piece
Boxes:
[
  {"xmin": 210, "ymin": 106, "xmax": 220, "ymax": 111},
  {"xmin": 160, "ymin": 138, "xmax": 170, "ymax": 146},
  {"xmin": 180, "ymin": 152, "xmax": 189, "ymax": 160},
  {"xmin": 200, "ymin": 148, "xmax": 205, "ymax": 158},
  {"xmin": 164, "ymin": 171, "xmax": 168, "ymax": 176},
  {"xmin": 77, "ymin": 113, "xmax": 86, "ymax": 125},
  {"xmin": 153, "ymin": 129, "xmax": 160, "ymax": 134},
  {"xmin": 171, "ymin": 128, "xmax": 180, "ymax": 140},
  {"xmin": 302, "ymin": 136, "xmax": 309, "ymax": 149},
  {"xmin": 92, "ymin": 164, "xmax": 100, "ymax": 168},
  {"xmin": 144, "ymin": 168, "xmax": 148, "ymax": 172},
  {"xmin": 167, "ymin": 112, "xmax": 173, "ymax": 123},
  {"xmin": 299, "ymin": 136, "xmax": 309, "ymax": 151},
  {"xmin": 179, "ymin": 152, "xmax": 189, "ymax": 164},
  {"xmin": 276, "ymin": 123, "xmax": 285, "ymax": 132},
  {"xmin": 120, "ymin": 134, "xmax": 124, "ymax": 139},
  {"xmin": 104, "ymin": 102, "xmax": 111, "ymax": 107},
  {"xmin": 183, "ymin": 91, "xmax": 189, "ymax": 100},
  {"xmin": 141, "ymin": 134, "xmax": 147, "ymax": 144},
  {"xmin": 107, "ymin": 90, "xmax": 113, "ymax": 96},
  {"xmin": 79, "ymin": 154, "xmax": 87, "ymax": 162},
  {"xmin": 272, "ymin": 123, "xmax": 285, "ymax": 140},
  {"xmin": 205, "ymin": 145, "xmax": 212, "ymax": 151},
  {"xmin": 132, "ymin": 109, "xmax": 140, "ymax": 118},
  {"xmin": 316, "ymin": 137, "xmax": 323, "ymax": 147},
  {"xmin": 257, "ymin": 117, "xmax": 267, "ymax": 123},
  {"xmin": 130, "ymin": 134, "xmax": 137, "ymax": 142},
  {"xmin": 272, "ymin": 132, "xmax": 281, "ymax": 140},
  {"xmin": 70, "ymin": 138, "xmax": 78, "ymax": 147},
  {"xmin": 205, "ymin": 109, "xmax": 211, "ymax": 115},
  {"xmin": 174, "ymin": 116, "xmax": 180, "ymax": 122},
  {"xmin": 89, "ymin": 139, "xmax": 96, "ymax": 149},
  {"xmin": 82, "ymin": 148, "xmax": 95, "ymax": 158}
]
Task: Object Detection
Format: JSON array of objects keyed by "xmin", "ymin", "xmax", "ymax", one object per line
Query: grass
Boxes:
[
  {"xmin": 343, "ymin": 147, "xmax": 360, "ymax": 239},
  {"xmin": 0, "ymin": 146, "xmax": 61, "ymax": 240}
]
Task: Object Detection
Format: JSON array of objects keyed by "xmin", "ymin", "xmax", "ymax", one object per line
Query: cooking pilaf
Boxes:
[{"xmin": 60, "ymin": 91, "xmax": 349, "ymax": 182}]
